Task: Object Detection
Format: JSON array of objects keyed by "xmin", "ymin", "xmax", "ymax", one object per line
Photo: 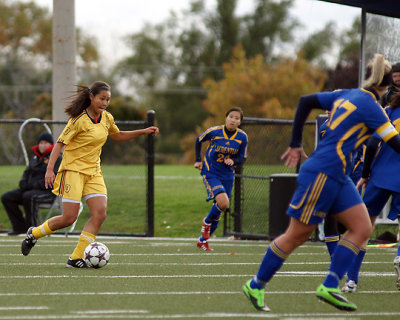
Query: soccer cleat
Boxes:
[
  {"xmin": 394, "ymin": 256, "xmax": 400, "ymax": 290},
  {"xmin": 21, "ymin": 227, "xmax": 37, "ymax": 256},
  {"xmin": 243, "ymin": 279, "xmax": 270, "ymax": 312},
  {"xmin": 66, "ymin": 257, "xmax": 88, "ymax": 268},
  {"xmin": 197, "ymin": 240, "xmax": 214, "ymax": 251},
  {"xmin": 201, "ymin": 219, "xmax": 211, "ymax": 240},
  {"xmin": 316, "ymin": 284, "xmax": 357, "ymax": 311},
  {"xmin": 341, "ymin": 280, "xmax": 357, "ymax": 293}
]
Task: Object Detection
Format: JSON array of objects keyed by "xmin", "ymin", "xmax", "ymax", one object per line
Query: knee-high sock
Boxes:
[
  {"xmin": 204, "ymin": 203, "xmax": 223, "ymax": 224},
  {"xmin": 324, "ymin": 234, "xmax": 339, "ymax": 258},
  {"xmin": 346, "ymin": 247, "xmax": 366, "ymax": 284},
  {"xmin": 323, "ymin": 238, "xmax": 360, "ymax": 288},
  {"xmin": 70, "ymin": 231, "xmax": 95, "ymax": 260},
  {"xmin": 32, "ymin": 220, "xmax": 55, "ymax": 239},
  {"xmin": 250, "ymin": 241, "xmax": 288, "ymax": 289}
]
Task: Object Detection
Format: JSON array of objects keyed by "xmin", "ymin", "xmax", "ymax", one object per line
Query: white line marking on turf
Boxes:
[
  {"xmin": 0, "ymin": 306, "xmax": 49, "ymax": 310},
  {"xmin": 0, "ymin": 290, "xmax": 398, "ymax": 297},
  {"xmin": 0, "ymin": 271, "xmax": 396, "ymax": 279},
  {"xmin": 71, "ymin": 310, "xmax": 148, "ymax": 314}
]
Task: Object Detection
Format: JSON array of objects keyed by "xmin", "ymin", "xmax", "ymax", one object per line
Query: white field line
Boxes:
[
  {"xmin": 1, "ymin": 311, "xmax": 398, "ymax": 320},
  {"xmin": 105, "ymin": 175, "xmax": 202, "ymax": 180},
  {"xmin": 0, "ymin": 261, "xmax": 393, "ymax": 266},
  {"xmin": 1, "ymin": 312, "xmax": 400, "ymax": 320},
  {"xmin": 0, "ymin": 306, "xmax": 49, "ymax": 310},
  {"xmin": 0, "ymin": 271, "xmax": 396, "ymax": 279},
  {"xmin": 0, "ymin": 289, "xmax": 398, "ymax": 297}
]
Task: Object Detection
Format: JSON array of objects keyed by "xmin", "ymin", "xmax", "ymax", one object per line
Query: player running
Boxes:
[
  {"xmin": 194, "ymin": 107, "xmax": 248, "ymax": 251},
  {"xmin": 21, "ymin": 81, "xmax": 159, "ymax": 268},
  {"xmin": 243, "ymin": 53, "xmax": 400, "ymax": 312}
]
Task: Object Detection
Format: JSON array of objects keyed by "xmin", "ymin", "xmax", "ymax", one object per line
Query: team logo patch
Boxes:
[
  {"xmin": 63, "ymin": 128, "xmax": 71, "ymax": 135},
  {"xmin": 65, "ymin": 184, "xmax": 71, "ymax": 193},
  {"xmin": 314, "ymin": 211, "xmax": 327, "ymax": 218}
]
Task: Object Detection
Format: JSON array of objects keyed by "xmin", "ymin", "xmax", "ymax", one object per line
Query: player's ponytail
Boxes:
[
  {"xmin": 363, "ymin": 53, "xmax": 392, "ymax": 88},
  {"xmin": 65, "ymin": 81, "xmax": 111, "ymax": 118}
]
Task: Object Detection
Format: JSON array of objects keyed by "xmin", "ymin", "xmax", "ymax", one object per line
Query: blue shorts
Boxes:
[
  {"xmin": 363, "ymin": 180, "xmax": 400, "ymax": 221},
  {"xmin": 202, "ymin": 174, "xmax": 233, "ymax": 201},
  {"xmin": 287, "ymin": 171, "xmax": 363, "ymax": 225}
]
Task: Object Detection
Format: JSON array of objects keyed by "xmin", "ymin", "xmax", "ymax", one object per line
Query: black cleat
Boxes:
[
  {"xmin": 66, "ymin": 257, "xmax": 88, "ymax": 268},
  {"xmin": 21, "ymin": 227, "xmax": 37, "ymax": 256}
]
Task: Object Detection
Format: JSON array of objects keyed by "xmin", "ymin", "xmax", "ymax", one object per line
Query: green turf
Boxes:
[{"xmin": 0, "ymin": 236, "xmax": 399, "ymax": 319}]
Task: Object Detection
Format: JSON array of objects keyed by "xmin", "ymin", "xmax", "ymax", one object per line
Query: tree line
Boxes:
[{"xmin": 0, "ymin": 0, "xmax": 365, "ymax": 164}]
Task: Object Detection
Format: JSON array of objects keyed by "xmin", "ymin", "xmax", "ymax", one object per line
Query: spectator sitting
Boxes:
[{"xmin": 1, "ymin": 132, "xmax": 62, "ymax": 235}]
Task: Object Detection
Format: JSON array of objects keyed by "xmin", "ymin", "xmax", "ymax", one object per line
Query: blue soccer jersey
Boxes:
[
  {"xmin": 197, "ymin": 125, "xmax": 248, "ymax": 178},
  {"xmin": 368, "ymin": 106, "xmax": 400, "ymax": 192},
  {"xmin": 301, "ymin": 88, "xmax": 397, "ymax": 183}
]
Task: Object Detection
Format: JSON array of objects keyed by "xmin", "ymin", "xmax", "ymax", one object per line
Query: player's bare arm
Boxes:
[{"xmin": 110, "ymin": 126, "xmax": 159, "ymax": 141}]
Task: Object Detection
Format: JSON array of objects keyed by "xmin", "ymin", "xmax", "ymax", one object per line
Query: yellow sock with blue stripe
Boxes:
[
  {"xmin": 70, "ymin": 231, "xmax": 95, "ymax": 260},
  {"xmin": 32, "ymin": 220, "xmax": 55, "ymax": 239}
]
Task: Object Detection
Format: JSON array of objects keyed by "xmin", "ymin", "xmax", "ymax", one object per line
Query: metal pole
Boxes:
[
  {"xmin": 146, "ymin": 110, "xmax": 155, "ymax": 237},
  {"xmin": 52, "ymin": 0, "xmax": 76, "ymax": 138},
  {"xmin": 359, "ymin": 8, "xmax": 367, "ymax": 87}
]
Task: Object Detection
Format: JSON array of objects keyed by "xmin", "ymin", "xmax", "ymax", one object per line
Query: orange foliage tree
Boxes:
[{"xmin": 181, "ymin": 45, "xmax": 327, "ymax": 164}]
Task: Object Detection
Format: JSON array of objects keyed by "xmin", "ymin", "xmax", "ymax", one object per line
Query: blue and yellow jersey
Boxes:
[
  {"xmin": 57, "ymin": 110, "xmax": 120, "ymax": 176},
  {"xmin": 369, "ymin": 106, "xmax": 400, "ymax": 192},
  {"xmin": 197, "ymin": 125, "xmax": 248, "ymax": 178},
  {"xmin": 302, "ymin": 88, "xmax": 397, "ymax": 183}
]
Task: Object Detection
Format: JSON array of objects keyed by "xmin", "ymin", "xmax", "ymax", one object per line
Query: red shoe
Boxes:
[
  {"xmin": 197, "ymin": 240, "xmax": 214, "ymax": 251},
  {"xmin": 201, "ymin": 219, "xmax": 211, "ymax": 240}
]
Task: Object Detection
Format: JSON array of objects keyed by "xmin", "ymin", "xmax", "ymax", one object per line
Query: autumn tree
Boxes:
[{"xmin": 180, "ymin": 45, "xmax": 327, "ymax": 163}]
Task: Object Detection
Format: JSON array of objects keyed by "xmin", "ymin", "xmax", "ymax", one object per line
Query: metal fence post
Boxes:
[
  {"xmin": 233, "ymin": 163, "xmax": 243, "ymax": 233},
  {"xmin": 146, "ymin": 110, "xmax": 155, "ymax": 237}
]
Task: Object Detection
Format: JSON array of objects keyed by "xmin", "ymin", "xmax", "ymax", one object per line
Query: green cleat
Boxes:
[
  {"xmin": 243, "ymin": 279, "xmax": 270, "ymax": 312},
  {"xmin": 316, "ymin": 284, "xmax": 357, "ymax": 311}
]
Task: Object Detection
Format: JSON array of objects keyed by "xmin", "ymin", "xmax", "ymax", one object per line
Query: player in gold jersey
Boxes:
[{"xmin": 21, "ymin": 81, "xmax": 159, "ymax": 268}]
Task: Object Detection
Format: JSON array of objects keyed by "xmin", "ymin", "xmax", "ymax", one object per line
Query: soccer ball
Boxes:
[{"xmin": 84, "ymin": 242, "xmax": 110, "ymax": 268}]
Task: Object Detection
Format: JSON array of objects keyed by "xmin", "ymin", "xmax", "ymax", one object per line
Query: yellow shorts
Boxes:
[{"xmin": 53, "ymin": 170, "xmax": 107, "ymax": 201}]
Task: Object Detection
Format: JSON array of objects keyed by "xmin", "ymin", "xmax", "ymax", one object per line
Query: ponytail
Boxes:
[
  {"xmin": 64, "ymin": 81, "xmax": 111, "ymax": 118},
  {"xmin": 363, "ymin": 53, "xmax": 392, "ymax": 88}
]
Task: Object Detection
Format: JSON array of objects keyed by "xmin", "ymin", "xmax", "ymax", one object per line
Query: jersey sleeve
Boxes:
[
  {"xmin": 316, "ymin": 90, "xmax": 346, "ymax": 111},
  {"xmin": 106, "ymin": 112, "xmax": 120, "ymax": 135},
  {"xmin": 197, "ymin": 126, "xmax": 216, "ymax": 143},
  {"xmin": 238, "ymin": 132, "xmax": 248, "ymax": 159},
  {"xmin": 57, "ymin": 118, "xmax": 80, "ymax": 145},
  {"xmin": 364, "ymin": 102, "xmax": 397, "ymax": 142}
]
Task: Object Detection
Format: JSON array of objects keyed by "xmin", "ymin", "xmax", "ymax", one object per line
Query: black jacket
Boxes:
[
  {"xmin": 380, "ymin": 85, "xmax": 400, "ymax": 107},
  {"xmin": 19, "ymin": 145, "xmax": 62, "ymax": 192}
]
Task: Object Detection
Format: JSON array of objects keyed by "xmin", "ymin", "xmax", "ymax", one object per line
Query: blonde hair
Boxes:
[{"xmin": 363, "ymin": 53, "xmax": 392, "ymax": 88}]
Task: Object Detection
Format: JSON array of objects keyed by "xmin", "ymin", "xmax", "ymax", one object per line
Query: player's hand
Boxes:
[
  {"xmin": 280, "ymin": 147, "xmax": 308, "ymax": 168},
  {"xmin": 194, "ymin": 162, "xmax": 202, "ymax": 170},
  {"xmin": 224, "ymin": 158, "xmax": 234, "ymax": 166},
  {"xmin": 356, "ymin": 177, "xmax": 368, "ymax": 191},
  {"xmin": 145, "ymin": 126, "xmax": 159, "ymax": 136},
  {"xmin": 45, "ymin": 169, "xmax": 55, "ymax": 189}
]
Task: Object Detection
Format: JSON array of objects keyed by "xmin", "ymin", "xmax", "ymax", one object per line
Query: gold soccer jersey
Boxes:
[{"xmin": 57, "ymin": 110, "xmax": 120, "ymax": 176}]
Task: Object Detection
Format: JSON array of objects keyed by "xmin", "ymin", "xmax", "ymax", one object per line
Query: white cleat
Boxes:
[
  {"xmin": 394, "ymin": 256, "xmax": 400, "ymax": 290},
  {"xmin": 341, "ymin": 280, "xmax": 357, "ymax": 293}
]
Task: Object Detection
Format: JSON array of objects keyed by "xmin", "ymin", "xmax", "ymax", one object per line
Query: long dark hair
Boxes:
[
  {"xmin": 225, "ymin": 106, "xmax": 244, "ymax": 121},
  {"xmin": 64, "ymin": 81, "xmax": 111, "ymax": 118}
]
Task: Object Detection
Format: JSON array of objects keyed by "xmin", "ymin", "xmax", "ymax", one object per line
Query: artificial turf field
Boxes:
[{"xmin": 0, "ymin": 235, "xmax": 400, "ymax": 320}]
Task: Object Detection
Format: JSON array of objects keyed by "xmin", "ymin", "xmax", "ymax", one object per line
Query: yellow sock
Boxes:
[
  {"xmin": 32, "ymin": 220, "xmax": 55, "ymax": 239},
  {"xmin": 70, "ymin": 231, "xmax": 95, "ymax": 260}
]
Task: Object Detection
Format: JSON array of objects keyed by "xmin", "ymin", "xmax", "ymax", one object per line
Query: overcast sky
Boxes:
[{"xmin": 24, "ymin": 0, "xmax": 361, "ymax": 66}]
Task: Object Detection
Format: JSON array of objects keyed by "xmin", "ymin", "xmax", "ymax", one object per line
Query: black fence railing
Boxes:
[{"xmin": 224, "ymin": 116, "xmax": 316, "ymax": 240}]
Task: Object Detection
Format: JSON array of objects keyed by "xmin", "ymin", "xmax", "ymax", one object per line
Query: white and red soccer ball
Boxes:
[{"xmin": 84, "ymin": 242, "xmax": 110, "ymax": 268}]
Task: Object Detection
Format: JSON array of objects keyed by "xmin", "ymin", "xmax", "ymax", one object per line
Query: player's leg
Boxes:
[
  {"xmin": 317, "ymin": 202, "xmax": 372, "ymax": 311},
  {"xmin": 67, "ymin": 195, "xmax": 107, "ymax": 268},
  {"xmin": 343, "ymin": 184, "xmax": 390, "ymax": 292},
  {"xmin": 244, "ymin": 218, "xmax": 316, "ymax": 312},
  {"xmin": 1, "ymin": 188, "xmax": 27, "ymax": 234},
  {"xmin": 244, "ymin": 171, "xmax": 330, "ymax": 312},
  {"xmin": 324, "ymin": 213, "xmax": 339, "ymax": 258}
]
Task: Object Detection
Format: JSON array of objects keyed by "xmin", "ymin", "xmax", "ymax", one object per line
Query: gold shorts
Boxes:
[{"xmin": 53, "ymin": 170, "xmax": 107, "ymax": 201}]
